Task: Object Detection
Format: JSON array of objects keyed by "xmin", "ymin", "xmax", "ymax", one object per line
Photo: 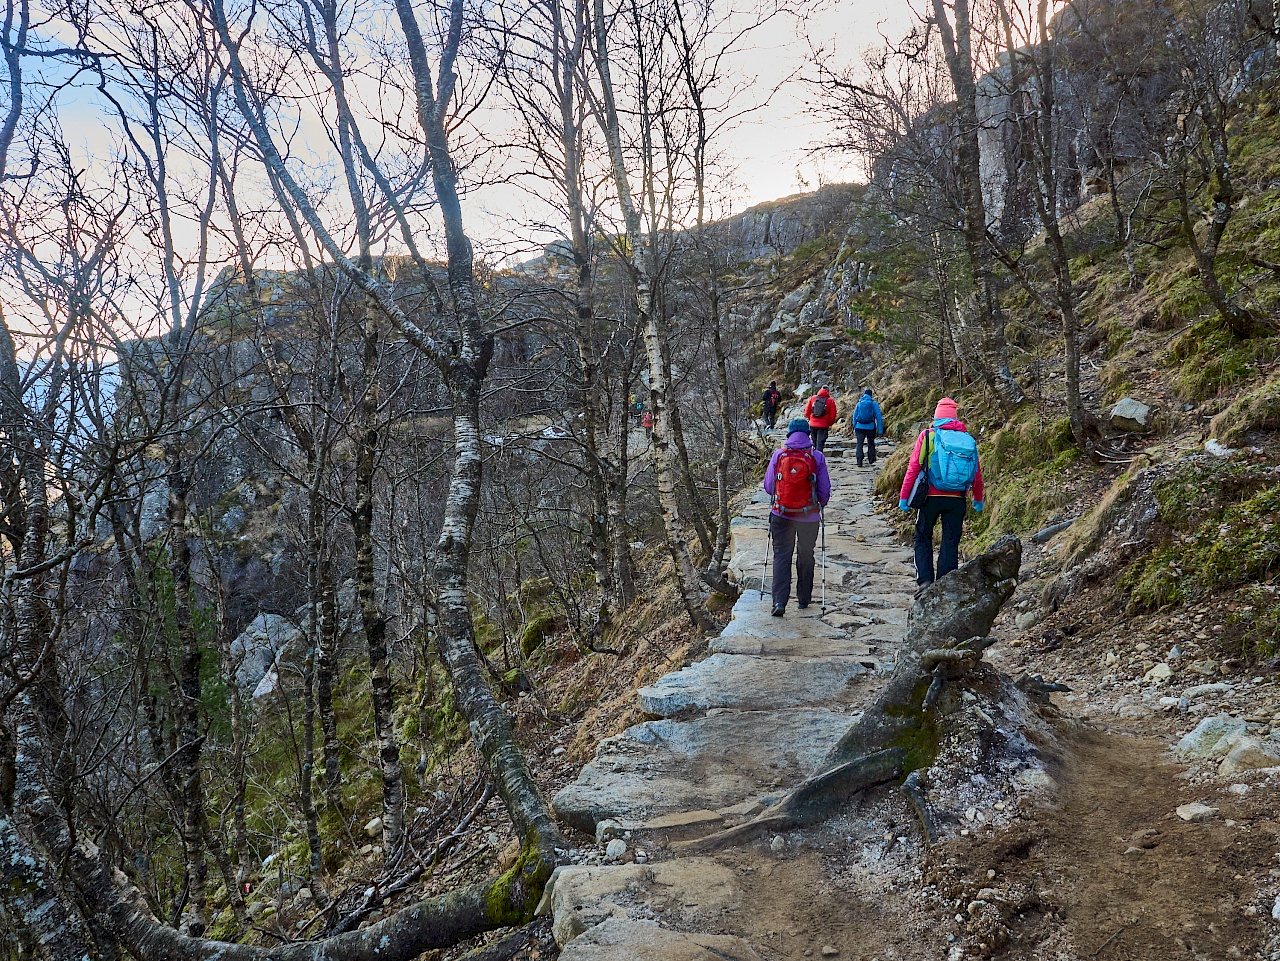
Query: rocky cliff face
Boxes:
[
  {"xmin": 714, "ymin": 184, "xmax": 864, "ymax": 260},
  {"xmin": 975, "ymin": 0, "xmax": 1275, "ymax": 240}
]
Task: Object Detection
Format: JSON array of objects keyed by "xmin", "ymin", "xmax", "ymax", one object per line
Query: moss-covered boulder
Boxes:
[
  {"xmin": 1210, "ymin": 375, "xmax": 1280, "ymax": 446},
  {"xmin": 520, "ymin": 612, "xmax": 558, "ymax": 657}
]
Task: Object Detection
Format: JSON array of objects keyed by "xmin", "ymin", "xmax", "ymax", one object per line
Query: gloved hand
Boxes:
[
  {"xmin": 972, "ymin": 501, "xmax": 984, "ymax": 512},
  {"xmin": 899, "ymin": 499, "xmax": 910, "ymax": 512}
]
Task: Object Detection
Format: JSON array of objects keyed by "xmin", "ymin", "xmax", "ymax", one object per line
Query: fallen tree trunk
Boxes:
[{"xmin": 679, "ymin": 535, "xmax": 1022, "ymax": 853}]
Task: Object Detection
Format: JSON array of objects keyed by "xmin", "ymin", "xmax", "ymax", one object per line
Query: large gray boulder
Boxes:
[
  {"xmin": 1217, "ymin": 737, "xmax": 1280, "ymax": 776},
  {"xmin": 230, "ymin": 613, "xmax": 304, "ymax": 694},
  {"xmin": 1110, "ymin": 397, "xmax": 1152, "ymax": 432},
  {"xmin": 778, "ymin": 283, "xmax": 813, "ymax": 312},
  {"xmin": 1175, "ymin": 716, "xmax": 1248, "ymax": 759}
]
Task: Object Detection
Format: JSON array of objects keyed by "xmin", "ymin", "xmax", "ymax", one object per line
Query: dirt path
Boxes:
[{"xmin": 948, "ymin": 727, "xmax": 1275, "ymax": 961}]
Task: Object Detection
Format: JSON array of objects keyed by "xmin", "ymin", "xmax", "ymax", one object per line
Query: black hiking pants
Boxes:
[
  {"xmin": 810, "ymin": 426, "xmax": 829, "ymax": 452},
  {"xmin": 769, "ymin": 513, "xmax": 819, "ymax": 609},
  {"xmin": 854, "ymin": 428, "xmax": 877, "ymax": 466},
  {"xmin": 763, "ymin": 406, "xmax": 777, "ymax": 429},
  {"xmin": 914, "ymin": 495, "xmax": 966, "ymax": 586}
]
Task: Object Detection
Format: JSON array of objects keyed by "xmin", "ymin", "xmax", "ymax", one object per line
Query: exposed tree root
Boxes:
[
  {"xmin": 901, "ymin": 770, "xmax": 936, "ymax": 847},
  {"xmin": 460, "ymin": 917, "xmax": 553, "ymax": 961},
  {"xmin": 50, "ymin": 826, "xmax": 559, "ymax": 961},
  {"xmin": 923, "ymin": 673, "xmax": 946, "ymax": 711},
  {"xmin": 920, "ymin": 649, "xmax": 979, "ymax": 668},
  {"xmin": 673, "ymin": 749, "xmax": 906, "ymax": 854}
]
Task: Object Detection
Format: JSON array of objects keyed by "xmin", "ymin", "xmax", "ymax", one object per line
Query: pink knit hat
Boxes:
[{"xmin": 934, "ymin": 397, "xmax": 959, "ymax": 420}]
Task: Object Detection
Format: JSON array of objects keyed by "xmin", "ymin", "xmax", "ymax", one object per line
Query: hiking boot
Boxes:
[
  {"xmin": 771, "ymin": 604, "xmax": 785, "ymax": 617},
  {"xmin": 798, "ymin": 600, "xmax": 810, "ymax": 610},
  {"xmin": 914, "ymin": 582, "xmax": 933, "ymax": 599}
]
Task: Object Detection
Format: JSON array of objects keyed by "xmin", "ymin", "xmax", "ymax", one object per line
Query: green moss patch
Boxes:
[
  {"xmin": 966, "ymin": 411, "xmax": 1080, "ymax": 549},
  {"xmin": 1119, "ymin": 460, "xmax": 1280, "ymax": 619},
  {"xmin": 519, "ymin": 612, "xmax": 558, "ymax": 656},
  {"xmin": 884, "ymin": 679, "xmax": 943, "ymax": 772},
  {"xmin": 1167, "ymin": 319, "xmax": 1280, "ymax": 403},
  {"xmin": 1227, "ymin": 586, "xmax": 1280, "ymax": 660}
]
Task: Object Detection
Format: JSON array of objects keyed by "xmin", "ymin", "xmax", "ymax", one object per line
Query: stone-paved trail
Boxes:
[{"xmin": 547, "ymin": 437, "xmax": 919, "ymax": 960}]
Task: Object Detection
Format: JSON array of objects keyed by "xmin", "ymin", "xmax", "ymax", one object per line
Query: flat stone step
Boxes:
[
  {"xmin": 709, "ymin": 634, "xmax": 877, "ymax": 659},
  {"xmin": 821, "ymin": 611, "xmax": 875, "ymax": 631},
  {"xmin": 551, "ymin": 860, "xmax": 744, "ymax": 947},
  {"xmin": 550, "ymin": 709, "xmax": 852, "ymax": 833},
  {"xmin": 559, "ymin": 918, "xmax": 764, "ymax": 961},
  {"xmin": 721, "ymin": 600, "xmax": 847, "ymax": 639},
  {"xmin": 637, "ymin": 653, "xmax": 867, "ymax": 717},
  {"xmin": 852, "ymin": 623, "xmax": 907, "ymax": 647},
  {"xmin": 641, "ymin": 809, "xmax": 724, "ymax": 832}
]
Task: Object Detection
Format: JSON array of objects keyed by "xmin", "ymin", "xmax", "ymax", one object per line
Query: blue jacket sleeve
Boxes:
[{"xmin": 874, "ymin": 402, "xmax": 884, "ymax": 434}]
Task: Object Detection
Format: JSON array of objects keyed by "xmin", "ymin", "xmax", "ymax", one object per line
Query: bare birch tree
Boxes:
[{"xmin": 928, "ymin": 0, "xmax": 1024, "ymax": 404}]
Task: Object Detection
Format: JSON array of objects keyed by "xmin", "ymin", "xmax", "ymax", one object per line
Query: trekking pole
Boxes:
[
  {"xmin": 820, "ymin": 507, "xmax": 827, "ymax": 615},
  {"xmin": 759, "ymin": 525, "xmax": 772, "ymax": 602}
]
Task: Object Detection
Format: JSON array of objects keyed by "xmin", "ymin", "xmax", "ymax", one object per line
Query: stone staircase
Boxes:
[{"xmin": 546, "ymin": 437, "xmax": 919, "ymax": 959}]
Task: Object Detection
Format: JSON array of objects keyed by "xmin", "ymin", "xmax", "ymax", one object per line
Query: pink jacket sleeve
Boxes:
[{"xmin": 899, "ymin": 430, "xmax": 927, "ymax": 501}]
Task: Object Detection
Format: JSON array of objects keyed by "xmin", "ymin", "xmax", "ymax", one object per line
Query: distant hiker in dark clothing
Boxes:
[
  {"xmin": 899, "ymin": 397, "xmax": 985, "ymax": 589},
  {"xmin": 763, "ymin": 418, "xmax": 832, "ymax": 616},
  {"xmin": 761, "ymin": 381, "xmax": 782, "ymax": 429},
  {"xmin": 850, "ymin": 388, "xmax": 884, "ymax": 467},
  {"xmin": 804, "ymin": 386, "xmax": 838, "ymax": 452}
]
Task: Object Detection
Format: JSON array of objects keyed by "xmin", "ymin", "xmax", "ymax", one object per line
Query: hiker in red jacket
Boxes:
[
  {"xmin": 899, "ymin": 397, "xmax": 985, "ymax": 590},
  {"xmin": 803, "ymin": 386, "xmax": 838, "ymax": 452},
  {"xmin": 762, "ymin": 419, "xmax": 832, "ymax": 617}
]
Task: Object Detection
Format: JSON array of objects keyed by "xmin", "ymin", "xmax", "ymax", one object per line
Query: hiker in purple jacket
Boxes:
[{"xmin": 762, "ymin": 418, "xmax": 832, "ymax": 617}]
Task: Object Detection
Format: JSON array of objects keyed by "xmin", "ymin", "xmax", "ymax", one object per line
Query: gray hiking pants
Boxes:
[{"xmin": 769, "ymin": 513, "xmax": 819, "ymax": 608}]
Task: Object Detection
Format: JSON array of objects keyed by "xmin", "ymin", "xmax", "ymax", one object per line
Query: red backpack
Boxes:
[{"xmin": 774, "ymin": 449, "xmax": 818, "ymax": 515}]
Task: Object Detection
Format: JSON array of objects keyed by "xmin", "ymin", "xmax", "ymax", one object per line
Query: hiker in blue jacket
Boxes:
[{"xmin": 850, "ymin": 388, "xmax": 884, "ymax": 467}]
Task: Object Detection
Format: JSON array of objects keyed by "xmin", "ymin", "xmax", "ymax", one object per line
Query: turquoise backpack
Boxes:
[
  {"xmin": 853, "ymin": 396, "xmax": 876, "ymax": 427},
  {"xmin": 927, "ymin": 428, "xmax": 979, "ymax": 492}
]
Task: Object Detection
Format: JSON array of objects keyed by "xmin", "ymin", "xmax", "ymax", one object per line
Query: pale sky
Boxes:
[
  {"xmin": 704, "ymin": 0, "xmax": 919, "ymax": 205},
  {"xmin": 466, "ymin": 0, "xmax": 921, "ymax": 255}
]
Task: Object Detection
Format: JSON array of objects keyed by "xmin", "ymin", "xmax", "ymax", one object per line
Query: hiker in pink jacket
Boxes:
[{"xmin": 899, "ymin": 397, "xmax": 984, "ymax": 589}]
